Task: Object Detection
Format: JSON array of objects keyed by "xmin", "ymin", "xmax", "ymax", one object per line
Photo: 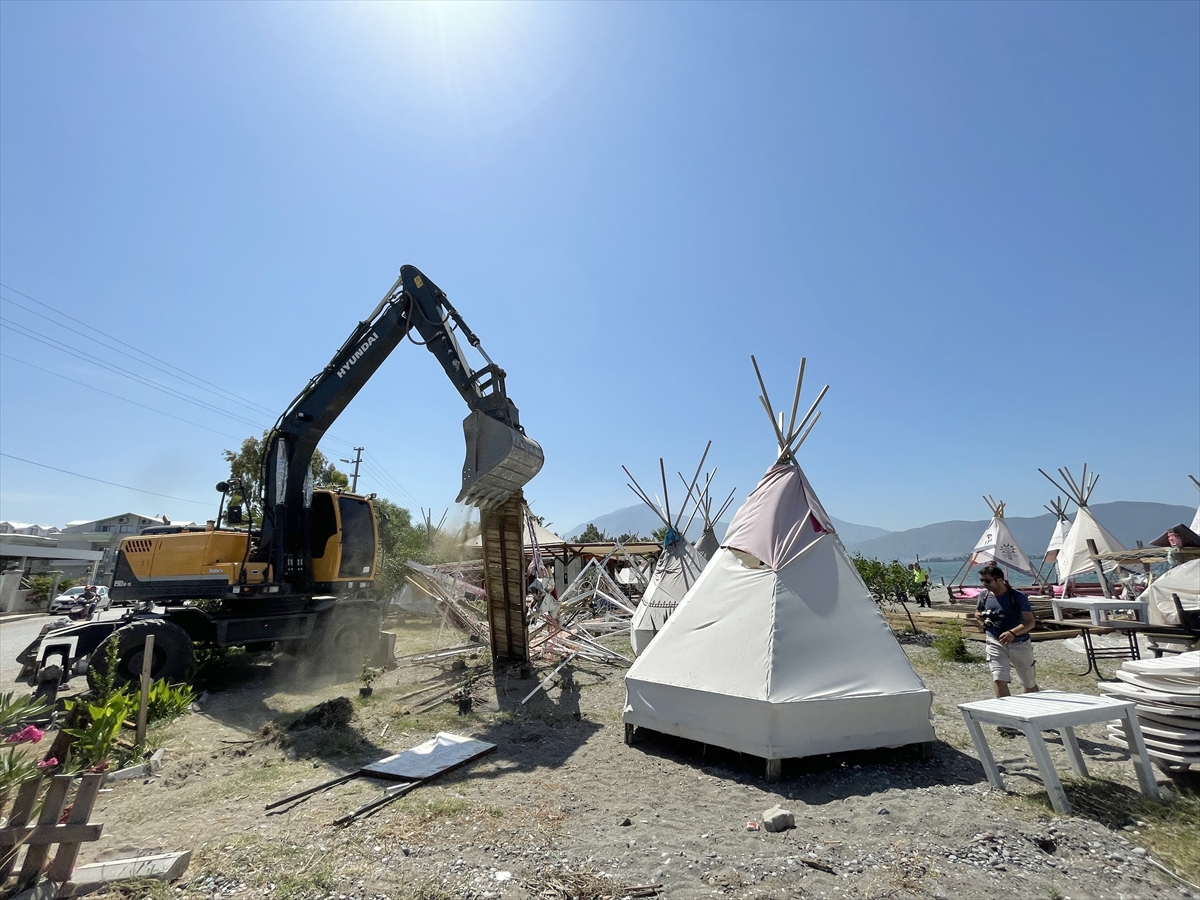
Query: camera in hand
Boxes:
[{"xmin": 980, "ymin": 608, "xmax": 1003, "ymax": 627}]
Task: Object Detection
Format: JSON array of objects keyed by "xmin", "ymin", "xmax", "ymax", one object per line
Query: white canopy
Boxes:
[
  {"xmin": 970, "ymin": 515, "xmax": 1034, "ymax": 575},
  {"xmin": 1143, "ymin": 559, "xmax": 1200, "ymax": 627},
  {"xmin": 1056, "ymin": 505, "xmax": 1125, "ymax": 581},
  {"xmin": 624, "ymin": 462, "xmax": 934, "ymax": 762},
  {"xmin": 1190, "ymin": 505, "xmax": 1200, "ymax": 537},
  {"xmin": 629, "ymin": 538, "xmax": 707, "ymax": 656},
  {"xmin": 464, "ymin": 520, "xmax": 566, "ymax": 549}
]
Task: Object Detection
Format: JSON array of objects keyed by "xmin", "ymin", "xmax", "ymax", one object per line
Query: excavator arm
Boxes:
[{"xmin": 260, "ymin": 265, "xmax": 542, "ymax": 589}]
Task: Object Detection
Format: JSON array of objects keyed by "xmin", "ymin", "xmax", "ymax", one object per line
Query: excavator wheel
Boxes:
[
  {"xmin": 86, "ymin": 619, "xmax": 194, "ymax": 691},
  {"xmin": 311, "ymin": 605, "xmax": 383, "ymax": 673}
]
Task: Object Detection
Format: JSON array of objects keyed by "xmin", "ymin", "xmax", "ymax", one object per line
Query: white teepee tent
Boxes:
[
  {"xmin": 1039, "ymin": 465, "xmax": 1125, "ymax": 582},
  {"xmin": 970, "ymin": 497, "xmax": 1035, "ymax": 575},
  {"xmin": 625, "ymin": 445, "xmax": 713, "ymax": 657},
  {"xmin": 1189, "ymin": 476, "xmax": 1200, "ymax": 536},
  {"xmin": 624, "ymin": 358, "xmax": 934, "ymax": 776},
  {"xmin": 1038, "ymin": 496, "xmax": 1073, "ymax": 585}
]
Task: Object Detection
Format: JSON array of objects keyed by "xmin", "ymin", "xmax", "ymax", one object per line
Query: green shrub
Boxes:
[
  {"xmin": 62, "ymin": 691, "xmax": 137, "ymax": 770},
  {"xmin": 146, "ymin": 679, "xmax": 195, "ymax": 723},
  {"xmin": 26, "ymin": 575, "xmax": 79, "ymax": 604},
  {"xmin": 933, "ymin": 621, "xmax": 980, "ymax": 663}
]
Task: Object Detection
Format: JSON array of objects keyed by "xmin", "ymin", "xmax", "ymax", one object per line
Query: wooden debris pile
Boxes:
[{"xmin": 403, "ymin": 559, "xmax": 490, "ymax": 646}]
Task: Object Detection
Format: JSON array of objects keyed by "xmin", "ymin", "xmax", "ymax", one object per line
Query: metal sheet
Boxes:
[{"xmin": 359, "ymin": 732, "xmax": 496, "ymax": 781}]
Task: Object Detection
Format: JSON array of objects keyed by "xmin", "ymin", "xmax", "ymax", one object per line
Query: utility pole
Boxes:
[{"xmin": 340, "ymin": 447, "xmax": 364, "ymax": 493}]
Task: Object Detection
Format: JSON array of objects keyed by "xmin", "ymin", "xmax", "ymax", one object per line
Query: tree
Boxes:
[
  {"xmin": 576, "ymin": 523, "xmax": 608, "ymax": 542},
  {"xmin": 616, "ymin": 532, "xmax": 642, "ymax": 544},
  {"xmin": 221, "ymin": 432, "xmax": 348, "ymax": 524},
  {"xmin": 650, "ymin": 525, "xmax": 669, "ymax": 544},
  {"xmin": 851, "ymin": 553, "xmax": 918, "ymax": 632}
]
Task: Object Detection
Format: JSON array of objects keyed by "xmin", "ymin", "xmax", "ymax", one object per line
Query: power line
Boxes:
[
  {"xmin": 0, "ymin": 453, "xmax": 212, "ymax": 507},
  {"xmin": 0, "ymin": 283, "xmax": 277, "ymax": 417},
  {"xmin": 1, "ymin": 354, "xmax": 246, "ymax": 440},
  {"xmin": 0, "ymin": 317, "xmax": 268, "ymax": 430}
]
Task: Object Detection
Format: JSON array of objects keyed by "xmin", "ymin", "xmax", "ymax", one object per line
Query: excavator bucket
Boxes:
[{"xmin": 457, "ymin": 410, "xmax": 544, "ymax": 510}]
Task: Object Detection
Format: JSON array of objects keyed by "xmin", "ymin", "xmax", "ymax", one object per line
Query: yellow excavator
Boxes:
[{"xmin": 17, "ymin": 265, "xmax": 542, "ymax": 692}]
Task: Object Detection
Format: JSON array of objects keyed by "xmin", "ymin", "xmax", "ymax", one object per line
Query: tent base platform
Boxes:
[{"xmin": 624, "ymin": 721, "xmax": 934, "ymax": 782}]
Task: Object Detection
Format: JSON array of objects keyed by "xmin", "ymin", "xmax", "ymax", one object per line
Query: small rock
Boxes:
[
  {"xmin": 1133, "ymin": 846, "xmax": 1148, "ymax": 857},
  {"xmin": 762, "ymin": 806, "xmax": 795, "ymax": 833},
  {"xmin": 878, "ymin": 807, "xmax": 890, "ymax": 816},
  {"xmin": 747, "ymin": 821, "xmax": 760, "ymax": 832},
  {"xmin": 619, "ymin": 817, "xmax": 632, "ymax": 827}
]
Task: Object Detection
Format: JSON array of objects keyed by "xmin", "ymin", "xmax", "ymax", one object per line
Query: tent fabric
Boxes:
[
  {"xmin": 1191, "ymin": 497, "xmax": 1200, "ymax": 536},
  {"xmin": 629, "ymin": 539, "xmax": 708, "ymax": 656},
  {"xmin": 1044, "ymin": 517, "xmax": 1072, "ymax": 564},
  {"xmin": 720, "ymin": 463, "xmax": 835, "ymax": 570},
  {"xmin": 969, "ymin": 516, "xmax": 1035, "ymax": 575},
  {"xmin": 1056, "ymin": 506, "xmax": 1126, "ymax": 581},
  {"xmin": 624, "ymin": 463, "xmax": 934, "ymax": 761},
  {"xmin": 1143, "ymin": 560, "xmax": 1200, "ymax": 626},
  {"xmin": 695, "ymin": 527, "xmax": 720, "ymax": 560}
]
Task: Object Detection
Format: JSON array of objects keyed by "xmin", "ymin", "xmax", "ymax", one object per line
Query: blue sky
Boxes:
[{"xmin": 1, "ymin": 2, "xmax": 1197, "ymax": 535}]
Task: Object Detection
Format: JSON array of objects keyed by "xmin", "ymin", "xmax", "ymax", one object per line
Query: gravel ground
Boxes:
[{"xmin": 39, "ymin": 618, "xmax": 1200, "ymax": 900}]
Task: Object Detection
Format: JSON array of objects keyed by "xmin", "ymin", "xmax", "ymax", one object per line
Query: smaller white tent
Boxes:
[
  {"xmin": 1036, "ymin": 496, "xmax": 1073, "ymax": 585},
  {"xmin": 1143, "ymin": 559, "xmax": 1200, "ymax": 627},
  {"xmin": 623, "ymin": 444, "xmax": 716, "ymax": 656},
  {"xmin": 1056, "ymin": 507, "xmax": 1125, "ymax": 581},
  {"xmin": 968, "ymin": 497, "xmax": 1034, "ymax": 575},
  {"xmin": 630, "ymin": 539, "xmax": 707, "ymax": 655},
  {"xmin": 1040, "ymin": 465, "xmax": 1125, "ymax": 582}
]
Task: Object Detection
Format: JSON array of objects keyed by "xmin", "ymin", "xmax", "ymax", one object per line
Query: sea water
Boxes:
[{"xmin": 920, "ymin": 557, "xmax": 1048, "ymax": 588}]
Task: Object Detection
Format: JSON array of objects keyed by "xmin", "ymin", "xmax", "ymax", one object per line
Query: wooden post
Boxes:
[
  {"xmin": 1086, "ymin": 539, "xmax": 1113, "ymax": 599},
  {"xmin": 136, "ymin": 634, "xmax": 155, "ymax": 746}
]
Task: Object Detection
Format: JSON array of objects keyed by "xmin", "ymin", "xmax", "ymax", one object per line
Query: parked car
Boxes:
[{"xmin": 49, "ymin": 585, "xmax": 111, "ymax": 614}]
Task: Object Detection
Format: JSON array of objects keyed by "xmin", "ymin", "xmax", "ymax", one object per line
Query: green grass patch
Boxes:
[{"xmin": 1024, "ymin": 777, "xmax": 1200, "ymax": 883}]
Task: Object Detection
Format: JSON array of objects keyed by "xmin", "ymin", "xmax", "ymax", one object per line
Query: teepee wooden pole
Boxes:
[
  {"xmin": 659, "ymin": 458, "xmax": 672, "ymax": 529},
  {"xmin": 759, "ymin": 395, "xmax": 789, "ymax": 457},
  {"xmin": 1039, "ymin": 468, "xmax": 1074, "ymax": 501},
  {"xmin": 623, "ymin": 466, "xmax": 670, "ymax": 528},
  {"xmin": 785, "ymin": 384, "xmax": 829, "ymax": 455},
  {"xmin": 793, "ymin": 410, "xmax": 822, "ymax": 451},
  {"xmin": 785, "ymin": 358, "xmax": 807, "ymax": 442},
  {"xmin": 677, "ymin": 442, "xmax": 712, "ymax": 529},
  {"xmin": 714, "ymin": 487, "xmax": 737, "ymax": 523}
]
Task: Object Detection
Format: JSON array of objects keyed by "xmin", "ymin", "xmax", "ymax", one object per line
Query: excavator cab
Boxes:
[{"xmin": 457, "ymin": 409, "xmax": 545, "ymax": 509}]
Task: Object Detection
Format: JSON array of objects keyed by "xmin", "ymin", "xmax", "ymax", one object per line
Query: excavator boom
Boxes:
[{"xmin": 261, "ymin": 265, "xmax": 543, "ymax": 590}]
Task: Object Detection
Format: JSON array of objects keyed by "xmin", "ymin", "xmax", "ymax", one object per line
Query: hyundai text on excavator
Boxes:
[{"xmin": 17, "ymin": 266, "xmax": 542, "ymax": 695}]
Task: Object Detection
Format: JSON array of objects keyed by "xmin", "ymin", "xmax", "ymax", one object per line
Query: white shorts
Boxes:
[{"xmin": 985, "ymin": 637, "xmax": 1037, "ymax": 689}]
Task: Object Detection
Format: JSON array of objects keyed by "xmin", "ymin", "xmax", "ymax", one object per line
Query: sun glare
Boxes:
[{"xmin": 307, "ymin": 1, "xmax": 576, "ymax": 138}]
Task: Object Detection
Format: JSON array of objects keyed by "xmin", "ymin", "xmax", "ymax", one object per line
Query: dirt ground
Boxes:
[{"xmin": 58, "ymin": 610, "xmax": 1200, "ymax": 900}]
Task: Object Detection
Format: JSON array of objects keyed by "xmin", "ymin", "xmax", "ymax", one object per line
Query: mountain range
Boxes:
[{"xmin": 564, "ymin": 500, "xmax": 1194, "ymax": 559}]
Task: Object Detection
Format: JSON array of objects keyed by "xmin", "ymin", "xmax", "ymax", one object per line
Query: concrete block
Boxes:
[{"xmin": 761, "ymin": 805, "xmax": 795, "ymax": 833}]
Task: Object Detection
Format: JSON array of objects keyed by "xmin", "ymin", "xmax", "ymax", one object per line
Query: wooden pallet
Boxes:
[
  {"xmin": 1, "ymin": 773, "xmax": 104, "ymax": 888},
  {"xmin": 480, "ymin": 490, "xmax": 528, "ymax": 663},
  {"xmin": 882, "ymin": 610, "xmax": 1082, "ymax": 642}
]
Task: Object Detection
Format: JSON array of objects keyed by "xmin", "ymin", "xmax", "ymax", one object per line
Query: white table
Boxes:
[
  {"xmin": 958, "ymin": 692, "xmax": 1158, "ymax": 815},
  {"xmin": 1051, "ymin": 597, "xmax": 1149, "ymax": 626}
]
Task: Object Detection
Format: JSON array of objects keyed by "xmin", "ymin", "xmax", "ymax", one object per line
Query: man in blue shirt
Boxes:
[{"xmin": 974, "ymin": 563, "xmax": 1039, "ymax": 699}]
